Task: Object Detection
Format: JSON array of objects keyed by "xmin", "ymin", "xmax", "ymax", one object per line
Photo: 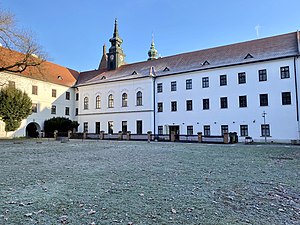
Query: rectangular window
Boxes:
[
  {"xmin": 221, "ymin": 125, "xmax": 228, "ymax": 136},
  {"xmin": 202, "ymin": 77, "xmax": 209, "ymax": 88},
  {"xmin": 203, "ymin": 98, "xmax": 209, "ymax": 110},
  {"xmin": 95, "ymin": 122, "xmax": 100, "ymax": 134},
  {"xmin": 187, "ymin": 126, "xmax": 193, "ymax": 135},
  {"xmin": 240, "ymin": 125, "xmax": 248, "ymax": 136},
  {"xmin": 259, "ymin": 69, "xmax": 267, "ymax": 81},
  {"xmin": 136, "ymin": 120, "xmax": 143, "ymax": 134},
  {"xmin": 66, "ymin": 91, "xmax": 70, "ymax": 100},
  {"xmin": 76, "ymin": 93, "xmax": 79, "ymax": 101},
  {"xmin": 8, "ymin": 81, "xmax": 15, "ymax": 88},
  {"xmin": 51, "ymin": 105, "xmax": 56, "ymax": 114},
  {"xmin": 158, "ymin": 126, "xmax": 163, "ymax": 135},
  {"xmin": 220, "ymin": 75, "xmax": 227, "ymax": 86},
  {"xmin": 238, "ymin": 72, "xmax": 246, "ymax": 84},
  {"xmin": 220, "ymin": 97, "xmax": 228, "ymax": 109},
  {"xmin": 108, "ymin": 121, "xmax": 113, "ymax": 134},
  {"xmin": 204, "ymin": 125, "xmax": 210, "ymax": 136},
  {"xmin": 260, "ymin": 94, "xmax": 268, "ymax": 106},
  {"xmin": 32, "ymin": 85, "xmax": 38, "ymax": 95},
  {"xmin": 171, "ymin": 101, "xmax": 177, "ymax": 112},
  {"xmin": 157, "ymin": 83, "xmax": 163, "ymax": 93},
  {"xmin": 239, "ymin": 95, "xmax": 247, "ymax": 108},
  {"xmin": 122, "ymin": 121, "xmax": 127, "ymax": 133},
  {"xmin": 280, "ymin": 66, "xmax": 290, "ymax": 79},
  {"xmin": 282, "ymin": 92, "xmax": 291, "ymax": 105},
  {"xmin": 157, "ymin": 102, "xmax": 163, "ymax": 112},
  {"xmin": 52, "ymin": 89, "xmax": 57, "ymax": 97},
  {"xmin": 186, "ymin": 100, "xmax": 193, "ymax": 111},
  {"xmin": 171, "ymin": 81, "xmax": 177, "ymax": 91},
  {"xmin": 186, "ymin": 79, "xmax": 192, "ymax": 90},
  {"xmin": 65, "ymin": 107, "xmax": 70, "ymax": 116},
  {"xmin": 75, "ymin": 108, "xmax": 78, "ymax": 116},
  {"xmin": 83, "ymin": 122, "xmax": 88, "ymax": 133},
  {"xmin": 32, "ymin": 103, "xmax": 38, "ymax": 113},
  {"xmin": 261, "ymin": 124, "xmax": 270, "ymax": 137}
]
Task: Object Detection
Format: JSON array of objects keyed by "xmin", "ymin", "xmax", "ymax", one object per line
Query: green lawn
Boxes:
[{"xmin": 0, "ymin": 140, "xmax": 299, "ymax": 224}]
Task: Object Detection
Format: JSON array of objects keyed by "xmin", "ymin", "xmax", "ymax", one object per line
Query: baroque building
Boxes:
[{"xmin": 1, "ymin": 20, "xmax": 300, "ymax": 142}]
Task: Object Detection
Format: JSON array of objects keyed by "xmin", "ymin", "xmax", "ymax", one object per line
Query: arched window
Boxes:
[
  {"xmin": 84, "ymin": 97, "xmax": 89, "ymax": 110},
  {"xmin": 96, "ymin": 95, "xmax": 101, "ymax": 109},
  {"xmin": 122, "ymin": 93, "xmax": 128, "ymax": 107},
  {"xmin": 108, "ymin": 94, "xmax": 114, "ymax": 108},
  {"xmin": 136, "ymin": 91, "xmax": 142, "ymax": 106}
]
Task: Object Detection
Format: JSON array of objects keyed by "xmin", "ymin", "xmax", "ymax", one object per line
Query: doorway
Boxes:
[
  {"xmin": 26, "ymin": 122, "xmax": 41, "ymax": 138},
  {"xmin": 169, "ymin": 125, "xmax": 180, "ymax": 141}
]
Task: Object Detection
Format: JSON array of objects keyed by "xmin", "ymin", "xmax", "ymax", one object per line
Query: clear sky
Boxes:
[{"xmin": 1, "ymin": 0, "xmax": 300, "ymax": 72}]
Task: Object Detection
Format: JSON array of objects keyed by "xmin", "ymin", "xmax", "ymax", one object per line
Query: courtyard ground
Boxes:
[{"xmin": 0, "ymin": 140, "xmax": 299, "ymax": 224}]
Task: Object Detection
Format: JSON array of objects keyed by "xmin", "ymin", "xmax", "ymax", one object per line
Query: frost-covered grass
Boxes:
[{"xmin": 0, "ymin": 140, "xmax": 299, "ymax": 224}]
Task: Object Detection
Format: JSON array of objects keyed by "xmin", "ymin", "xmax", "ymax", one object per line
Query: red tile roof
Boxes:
[
  {"xmin": 76, "ymin": 31, "xmax": 299, "ymax": 86},
  {"xmin": 0, "ymin": 46, "xmax": 79, "ymax": 87}
]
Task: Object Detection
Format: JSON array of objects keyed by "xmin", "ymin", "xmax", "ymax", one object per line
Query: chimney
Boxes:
[{"xmin": 98, "ymin": 44, "xmax": 107, "ymax": 70}]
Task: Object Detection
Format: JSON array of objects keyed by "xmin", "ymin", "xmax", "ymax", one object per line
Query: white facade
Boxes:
[
  {"xmin": 75, "ymin": 57, "xmax": 300, "ymax": 142},
  {"xmin": 77, "ymin": 76, "xmax": 154, "ymax": 134},
  {"xmin": 0, "ymin": 71, "xmax": 75, "ymax": 138}
]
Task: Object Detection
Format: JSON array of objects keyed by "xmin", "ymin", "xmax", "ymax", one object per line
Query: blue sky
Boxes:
[{"xmin": 1, "ymin": 0, "xmax": 300, "ymax": 72}]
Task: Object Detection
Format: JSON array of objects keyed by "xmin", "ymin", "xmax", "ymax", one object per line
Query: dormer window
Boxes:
[
  {"xmin": 202, "ymin": 60, "xmax": 210, "ymax": 66},
  {"xmin": 163, "ymin": 67, "xmax": 170, "ymax": 72},
  {"xmin": 57, "ymin": 75, "xmax": 63, "ymax": 80},
  {"xmin": 101, "ymin": 76, "xmax": 106, "ymax": 80},
  {"xmin": 132, "ymin": 71, "xmax": 137, "ymax": 75},
  {"xmin": 244, "ymin": 53, "xmax": 254, "ymax": 59}
]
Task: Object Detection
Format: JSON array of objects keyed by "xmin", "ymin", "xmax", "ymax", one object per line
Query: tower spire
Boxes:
[
  {"xmin": 148, "ymin": 33, "xmax": 158, "ymax": 61},
  {"xmin": 113, "ymin": 18, "xmax": 119, "ymax": 38}
]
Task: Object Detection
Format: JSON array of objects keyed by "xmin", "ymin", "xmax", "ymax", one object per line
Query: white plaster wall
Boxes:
[
  {"xmin": 0, "ymin": 72, "xmax": 75, "ymax": 138},
  {"xmin": 77, "ymin": 77, "xmax": 154, "ymax": 133},
  {"xmin": 155, "ymin": 58, "xmax": 299, "ymax": 142}
]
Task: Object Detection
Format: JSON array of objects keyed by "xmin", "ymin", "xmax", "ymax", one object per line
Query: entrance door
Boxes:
[
  {"xmin": 26, "ymin": 122, "xmax": 40, "ymax": 138},
  {"xmin": 169, "ymin": 125, "xmax": 180, "ymax": 141}
]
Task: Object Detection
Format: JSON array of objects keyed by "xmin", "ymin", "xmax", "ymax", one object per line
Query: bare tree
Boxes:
[{"xmin": 0, "ymin": 10, "xmax": 46, "ymax": 73}]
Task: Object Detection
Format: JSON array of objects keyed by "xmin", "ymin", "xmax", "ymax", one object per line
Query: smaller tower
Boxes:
[
  {"xmin": 98, "ymin": 44, "xmax": 107, "ymax": 70},
  {"xmin": 148, "ymin": 34, "xmax": 158, "ymax": 61}
]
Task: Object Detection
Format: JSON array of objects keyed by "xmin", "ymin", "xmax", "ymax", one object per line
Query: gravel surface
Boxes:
[{"xmin": 0, "ymin": 140, "xmax": 299, "ymax": 224}]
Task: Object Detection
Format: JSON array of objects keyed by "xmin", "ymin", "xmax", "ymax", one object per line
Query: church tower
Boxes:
[{"xmin": 107, "ymin": 19, "xmax": 126, "ymax": 70}]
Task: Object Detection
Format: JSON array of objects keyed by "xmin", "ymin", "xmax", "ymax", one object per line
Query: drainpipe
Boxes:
[
  {"xmin": 153, "ymin": 75, "xmax": 156, "ymax": 138},
  {"xmin": 294, "ymin": 56, "xmax": 300, "ymax": 139}
]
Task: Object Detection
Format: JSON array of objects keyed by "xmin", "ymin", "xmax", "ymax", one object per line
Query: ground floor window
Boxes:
[
  {"xmin": 83, "ymin": 122, "xmax": 88, "ymax": 133},
  {"xmin": 158, "ymin": 126, "xmax": 163, "ymax": 135},
  {"xmin": 122, "ymin": 121, "xmax": 127, "ymax": 133},
  {"xmin": 204, "ymin": 125, "xmax": 210, "ymax": 136},
  {"xmin": 221, "ymin": 125, "xmax": 228, "ymax": 135},
  {"xmin": 240, "ymin": 125, "xmax": 248, "ymax": 136},
  {"xmin": 136, "ymin": 120, "xmax": 142, "ymax": 134},
  {"xmin": 95, "ymin": 122, "xmax": 100, "ymax": 134},
  {"xmin": 187, "ymin": 126, "xmax": 193, "ymax": 135},
  {"xmin": 108, "ymin": 121, "xmax": 113, "ymax": 134},
  {"xmin": 261, "ymin": 124, "xmax": 270, "ymax": 137}
]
